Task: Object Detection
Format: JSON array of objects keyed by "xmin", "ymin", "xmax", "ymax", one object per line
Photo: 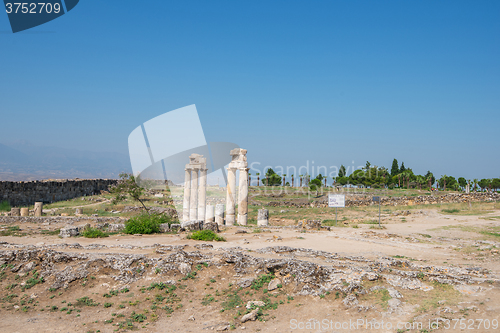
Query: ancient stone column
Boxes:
[
  {"xmin": 183, "ymin": 168, "xmax": 192, "ymax": 222},
  {"xmin": 237, "ymin": 168, "xmax": 249, "ymax": 225},
  {"xmin": 205, "ymin": 204, "xmax": 215, "ymax": 223},
  {"xmin": 20, "ymin": 207, "xmax": 29, "ymax": 217},
  {"xmin": 34, "ymin": 202, "xmax": 43, "ymax": 217},
  {"xmin": 190, "ymin": 168, "xmax": 199, "ymax": 220},
  {"xmin": 215, "ymin": 204, "xmax": 224, "ymax": 225},
  {"xmin": 11, "ymin": 207, "xmax": 20, "ymax": 217},
  {"xmin": 198, "ymin": 168, "xmax": 207, "ymax": 221},
  {"xmin": 226, "ymin": 167, "xmax": 237, "ymax": 225},
  {"xmin": 257, "ymin": 209, "xmax": 269, "ymax": 226}
]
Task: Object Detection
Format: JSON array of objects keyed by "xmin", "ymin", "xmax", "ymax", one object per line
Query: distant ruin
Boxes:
[{"xmin": 0, "ymin": 179, "xmax": 117, "ymax": 207}]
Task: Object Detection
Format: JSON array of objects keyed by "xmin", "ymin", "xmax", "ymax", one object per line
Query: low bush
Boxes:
[
  {"xmin": 0, "ymin": 201, "xmax": 11, "ymax": 212},
  {"xmin": 186, "ymin": 230, "xmax": 226, "ymax": 242},
  {"xmin": 81, "ymin": 227, "xmax": 109, "ymax": 238},
  {"xmin": 125, "ymin": 214, "xmax": 171, "ymax": 234}
]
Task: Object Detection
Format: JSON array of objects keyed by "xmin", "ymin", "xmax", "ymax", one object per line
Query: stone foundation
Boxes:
[{"xmin": 0, "ymin": 179, "xmax": 117, "ymax": 207}]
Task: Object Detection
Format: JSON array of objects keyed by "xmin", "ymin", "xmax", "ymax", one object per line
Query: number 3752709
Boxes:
[{"xmin": 5, "ymin": 3, "xmax": 62, "ymax": 14}]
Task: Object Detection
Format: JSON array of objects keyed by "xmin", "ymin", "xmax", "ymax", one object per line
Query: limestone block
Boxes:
[
  {"xmin": 159, "ymin": 223, "xmax": 170, "ymax": 233},
  {"xmin": 170, "ymin": 223, "xmax": 181, "ymax": 231},
  {"xmin": 107, "ymin": 223, "xmax": 125, "ymax": 232},
  {"xmin": 257, "ymin": 209, "xmax": 269, "ymax": 226},
  {"xmin": 203, "ymin": 222, "xmax": 220, "ymax": 233},
  {"xmin": 59, "ymin": 227, "xmax": 80, "ymax": 238},
  {"xmin": 182, "ymin": 220, "xmax": 203, "ymax": 231}
]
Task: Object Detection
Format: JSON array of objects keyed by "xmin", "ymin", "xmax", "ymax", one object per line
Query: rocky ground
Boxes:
[{"xmin": 1, "ymin": 204, "xmax": 500, "ymax": 332}]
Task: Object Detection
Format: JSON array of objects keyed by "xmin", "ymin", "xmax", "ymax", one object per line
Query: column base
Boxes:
[
  {"xmin": 225, "ymin": 214, "xmax": 235, "ymax": 226},
  {"xmin": 237, "ymin": 214, "xmax": 247, "ymax": 225},
  {"xmin": 257, "ymin": 219, "xmax": 269, "ymax": 226}
]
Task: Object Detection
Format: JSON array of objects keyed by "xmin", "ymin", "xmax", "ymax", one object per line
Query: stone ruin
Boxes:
[
  {"xmin": 182, "ymin": 153, "xmax": 208, "ymax": 222},
  {"xmin": 226, "ymin": 148, "xmax": 249, "ymax": 226},
  {"xmin": 181, "ymin": 148, "xmax": 249, "ymax": 227}
]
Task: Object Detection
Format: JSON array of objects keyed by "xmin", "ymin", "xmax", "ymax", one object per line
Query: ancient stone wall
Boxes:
[
  {"xmin": 0, "ymin": 179, "xmax": 117, "ymax": 207},
  {"xmin": 267, "ymin": 192, "xmax": 500, "ymax": 208}
]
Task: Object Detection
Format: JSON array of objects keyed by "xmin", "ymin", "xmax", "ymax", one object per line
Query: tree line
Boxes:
[{"xmin": 250, "ymin": 159, "xmax": 500, "ymax": 192}]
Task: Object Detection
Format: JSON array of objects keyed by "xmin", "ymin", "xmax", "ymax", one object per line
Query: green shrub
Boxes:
[
  {"xmin": 76, "ymin": 296, "xmax": 99, "ymax": 307},
  {"xmin": 442, "ymin": 209, "xmax": 460, "ymax": 214},
  {"xmin": 81, "ymin": 227, "xmax": 109, "ymax": 238},
  {"xmin": 0, "ymin": 201, "xmax": 11, "ymax": 212},
  {"xmin": 186, "ymin": 230, "xmax": 226, "ymax": 242},
  {"xmin": 125, "ymin": 214, "xmax": 171, "ymax": 234}
]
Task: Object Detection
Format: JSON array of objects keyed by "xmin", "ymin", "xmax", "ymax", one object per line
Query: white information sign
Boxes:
[{"xmin": 328, "ymin": 194, "xmax": 345, "ymax": 208}]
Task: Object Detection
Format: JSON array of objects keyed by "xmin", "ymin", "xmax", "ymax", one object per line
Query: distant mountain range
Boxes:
[{"xmin": 0, "ymin": 142, "xmax": 131, "ymax": 181}]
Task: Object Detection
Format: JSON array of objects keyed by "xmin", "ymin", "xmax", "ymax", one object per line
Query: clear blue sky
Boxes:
[{"xmin": 1, "ymin": 0, "xmax": 499, "ymax": 179}]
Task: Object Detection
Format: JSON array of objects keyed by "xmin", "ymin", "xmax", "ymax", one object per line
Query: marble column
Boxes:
[
  {"xmin": 11, "ymin": 207, "xmax": 20, "ymax": 217},
  {"xmin": 189, "ymin": 168, "xmax": 199, "ymax": 220},
  {"xmin": 226, "ymin": 167, "xmax": 237, "ymax": 225},
  {"xmin": 183, "ymin": 168, "xmax": 192, "ymax": 222},
  {"xmin": 205, "ymin": 204, "xmax": 215, "ymax": 223},
  {"xmin": 197, "ymin": 168, "xmax": 207, "ymax": 221},
  {"xmin": 34, "ymin": 202, "xmax": 43, "ymax": 217},
  {"xmin": 215, "ymin": 204, "xmax": 224, "ymax": 225},
  {"xmin": 20, "ymin": 207, "xmax": 29, "ymax": 217},
  {"xmin": 237, "ymin": 167, "xmax": 249, "ymax": 225}
]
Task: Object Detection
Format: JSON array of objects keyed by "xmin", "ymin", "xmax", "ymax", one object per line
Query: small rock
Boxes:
[
  {"xmin": 179, "ymin": 263, "xmax": 191, "ymax": 275},
  {"xmin": 241, "ymin": 309, "xmax": 259, "ymax": 323},
  {"xmin": 237, "ymin": 278, "xmax": 254, "ymax": 288},
  {"xmin": 188, "ymin": 314, "xmax": 195, "ymax": 321},
  {"xmin": 216, "ymin": 325, "xmax": 229, "ymax": 331},
  {"xmin": 246, "ymin": 301, "xmax": 265, "ymax": 309},
  {"xmin": 387, "ymin": 287, "xmax": 403, "ymax": 299},
  {"xmin": 365, "ymin": 272, "xmax": 378, "ymax": 281},
  {"xmin": 343, "ymin": 295, "xmax": 359, "ymax": 308},
  {"xmin": 267, "ymin": 278, "xmax": 281, "ymax": 291}
]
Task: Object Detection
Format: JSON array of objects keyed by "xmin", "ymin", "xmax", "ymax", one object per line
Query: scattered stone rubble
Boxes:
[{"xmin": 1, "ymin": 243, "xmax": 496, "ymax": 302}]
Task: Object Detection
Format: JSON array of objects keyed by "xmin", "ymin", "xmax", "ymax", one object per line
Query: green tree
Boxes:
[
  {"xmin": 262, "ymin": 168, "xmax": 282, "ymax": 186},
  {"xmin": 309, "ymin": 176, "xmax": 322, "ymax": 197},
  {"xmin": 472, "ymin": 178, "xmax": 478, "ymax": 192},
  {"xmin": 491, "ymin": 178, "xmax": 500, "ymax": 191},
  {"xmin": 438, "ymin": 175, "xmax": 457, "ymax": 191},
  {"xmin": 416, "ymin": 175, "xmax": 425, "ymax": 189},
  {"xmin": 400, "ymin": 162, "xmax": 406, "ymax": 173},
  {"xmin": 478, "ymin": 179, "xmax": 491, "ymax": 191},
  {"xmin": 390, "ymin": 159, "xmax": 399, "ymax": 176},
  {"xmin": 458, "ymin": 177, "xmax": 467, "ymax": 189},
  {"xmin": 425, "ymin": 171, "xmax": 435, "ymax": 188},
  {"xmin": 339, "ymin": 165, "xmax": 346, "ymax": 178},
  {"xmin": 110, "ymin": 173, "xmax": 149, "ymax": 212}
]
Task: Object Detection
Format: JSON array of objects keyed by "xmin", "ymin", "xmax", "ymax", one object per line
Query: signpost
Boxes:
[
  {"xmin": 373, "ymin": 196, "xmax": 381, "ymax": 227},
  {"xmin": 328, "ymin": 194, "xmax": 345, "ymax": 226}
]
